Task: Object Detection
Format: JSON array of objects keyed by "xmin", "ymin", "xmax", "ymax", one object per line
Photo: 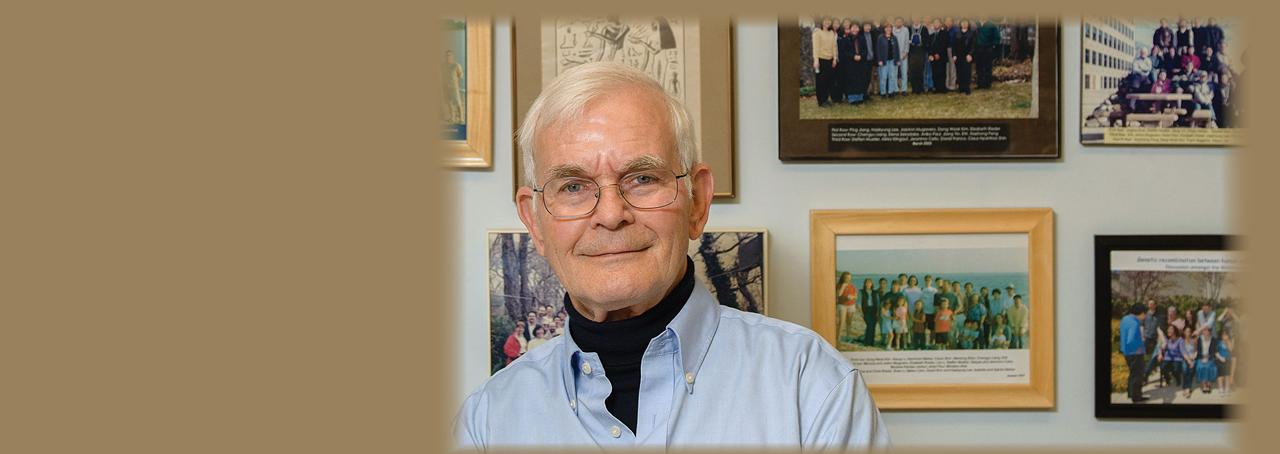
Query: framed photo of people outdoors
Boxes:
[
  {"xmin": 487, "ymin": 229, "xmax": 767, "ymax": 376},
  {"xmin": 511, "ymin": 15, "xmax": 737, "ymax": 198},
  {"xmin": 779, "ymin": 15, "xmax": 1059, "ymax": 161},
  {"xmin": 810, "ymin": 209, "xmax": 1055, "ymax": 409},
  {"xmin": 1094, "ymin": 235, "xmax": 1241, "ymax": 419},
  {"xmin": 442, "ymin": 16, "xmax": 493, "ymax": 168},
  {"xmin": 1080, "ymin": 16, "xmax": 1243, "ymax": 146}
]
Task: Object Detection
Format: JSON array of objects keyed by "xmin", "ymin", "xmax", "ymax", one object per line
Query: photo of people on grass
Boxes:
[
  {"xmin": 799, "ymin": 14, "xmax": 1038, "ymax": 120},
  {"xmin": 1109, "ymin": 258, "xmax": 1243, "ymax": 405},
  {"xmin": 1080, "ymin": 16, "xmax": 1244, "ymax": 144},
  {"xmin": 834, "ymin": 234, "xmax": 1031, "ymax": 353}
]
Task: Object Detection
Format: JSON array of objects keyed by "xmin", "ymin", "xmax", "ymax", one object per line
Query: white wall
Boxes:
[{"xmin": 453, "ymin": 17, "xmax": 1236, "ymax": 447}]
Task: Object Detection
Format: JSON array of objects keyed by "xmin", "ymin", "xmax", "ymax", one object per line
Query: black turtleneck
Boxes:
[{"xmin": 562, "ymin": 256, "xmax": 695, "ymax": 434}]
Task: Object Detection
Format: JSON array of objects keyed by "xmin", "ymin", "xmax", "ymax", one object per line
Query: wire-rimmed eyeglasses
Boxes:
[{"xmin": 532, "ymin": 169, "xmax": 689, "ymax": 218}]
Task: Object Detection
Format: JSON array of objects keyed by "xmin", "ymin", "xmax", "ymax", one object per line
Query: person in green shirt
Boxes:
[{"xmin": 974, "ymin": 15, "xmax": 1001, "ymax": 90}]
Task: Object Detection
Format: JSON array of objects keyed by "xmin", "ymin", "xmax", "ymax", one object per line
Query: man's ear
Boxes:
[
  {"xmin": 516, "ymin": 186, "xmax": 547, "ymax": 257},
  {"xmin": 685, "ymin": 163, "xmax": 714, "ymax": 240}
]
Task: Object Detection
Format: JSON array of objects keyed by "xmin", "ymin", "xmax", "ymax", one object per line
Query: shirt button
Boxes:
[
  {"xmin": 581, "ymin": 363, "xmax": 592, "ymax": 375},
  {"xmin": 569, "ymin": 399, "xmax": 575, "ymax": 410},
  {"xmin": 685, "ymin": 373, "xmax": 695, "ymax": 384},
  {"xmin": 610, "ymin": 426, "xmax": 621, "ymax": 438}
]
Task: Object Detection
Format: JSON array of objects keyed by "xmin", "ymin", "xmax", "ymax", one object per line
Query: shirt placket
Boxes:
[
  {"xmin": 572, "ymin": 352, "xmax": 635, "ymax": 446},
  {"xmin": 634, "ymin": 330, "xmax": 679, "ymax": 446}
]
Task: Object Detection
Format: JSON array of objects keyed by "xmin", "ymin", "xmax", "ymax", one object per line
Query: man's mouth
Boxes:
[{"xmin": 582, "ymin": 246, "xmax": 650, "ymax": 258}]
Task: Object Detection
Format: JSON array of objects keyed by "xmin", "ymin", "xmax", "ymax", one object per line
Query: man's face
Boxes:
[
  {"xmin": 981, "ymin": 288, "xmax": 989, "ymax": 296},
  {"xmin": 526, "ymin": 312, "xmax": 536, "ymax": 324},
  {"xmin": 894, "ymin": 18, "xmax": 903, "ymax": 28},
  {"xmin": 516, "ymin": 90, "xmax": 713, "ymax": 319},
  {"xmin": 964, "ymin": 284, "xmax": 972, "ymax": 293},
  {"xmin": 1202, "ymin": 304, "xmax": 1211, "ymax": 314},
  {"xmin": 945, "ymin": 17, "xmax": 953, "ymax": 28},
  {"xmin": 979, "ymin": 15, "xmax": 988, "ymax": 23},
  {"xmin": 1147, "ymin": 301, "xmax": 1156, "ymax": 312},
  {"xmin": 1209, "ymin": 18, "xmax": 1217, "ymax": 26},
  {"xmin": 445, "ymin": 51, "xmax": 454, "ymax": 64},
  {"xmin": 1014, "ymin": 297, "xmax": 1022, "ymax": 307},
  {"xmin": 1161, "ymin": 19, "xmax": 1168, "ymax": 27}
]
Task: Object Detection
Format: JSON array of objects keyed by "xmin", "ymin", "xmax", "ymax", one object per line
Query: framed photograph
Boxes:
[
  {"xmin": 511, "ymin": 15, "xmax": 736, "ymax": 198},
  {"xmin": 442, "ymin": 16, "xmax": 493, "ymax": 168},
  {"xmin": 487, "ymin": 228, "xmax": 767, "ymax": 375},
  {"xmin": 810, "ymin": 209, "xmax": 1055, "ymax": 409},
  {"xmin": 1080, "ymin": 17, "xmax": 1243, "ymax": 146},
  {"xmin": 778, "ymin": 15, "xmax": 1060, "ymax": 162},
  {"xmin": 1094, "ymin": 235, "xmax": 1241, "ymax": 419}
]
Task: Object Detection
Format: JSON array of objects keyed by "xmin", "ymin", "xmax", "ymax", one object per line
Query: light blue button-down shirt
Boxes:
[{"xmin": 454, "ymin": 279, "xmax": 891, "ymax": 450}]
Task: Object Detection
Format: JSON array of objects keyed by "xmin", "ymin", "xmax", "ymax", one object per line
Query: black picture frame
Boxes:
[
  {"xmin": 1093, "ymin": 234, "xmax": 1237, "ymax": 420},
  {"xmin": 778, "ymin": 16, "xmax": 1060, "ymax": 162}
]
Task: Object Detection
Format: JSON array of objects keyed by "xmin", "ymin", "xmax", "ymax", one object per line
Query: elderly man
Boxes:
[{"xmin": 453, "ymin": 62, "xmax": 890, "ymax": 449}]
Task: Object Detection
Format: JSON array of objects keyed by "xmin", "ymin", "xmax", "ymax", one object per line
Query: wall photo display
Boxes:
[
  {"xmin": 1094, "ymin": 235, "xmax": 1241, "ymax": 420},
  {"xmin": 779, "ymin": 15, "xmax": 1060, "ymax": 162},
  {"xmin": 512, "ymin": 15, "xmax": 736, "ymax": 198},
  {"xmin": 811, "ymin": 209, "xmax": 1055, "ymax": 409},
  {"xmin": 487, "ymin": 229, "xmax": 767, "ymax": 376},
  {"xmin": 1080, "ymin": 16, "xmax": 1243, "ymax": 146},
  {"xmin": 442, "ymin": 16, "xmax": 493, "ymax": 168}
]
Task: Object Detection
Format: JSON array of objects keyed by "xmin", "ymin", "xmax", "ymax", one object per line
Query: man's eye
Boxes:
[
  {"xmin": 633, "ymin": 175, "xmax": 653, "ymax": 184},
  {"xmin": 564, "ymin": 183, "xmax": 583, "ymax": 193}
]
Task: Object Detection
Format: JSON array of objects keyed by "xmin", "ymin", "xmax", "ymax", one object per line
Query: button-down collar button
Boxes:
[
  {"xmin": 610, "ymin": 426, "xmax": 621, "ymax": 438},
  {"xmin": 581, "ymin": 362, "xmax": 592, "ymax": 375},
  {"xmin": 569, "ymin": 399, "xmax": 576, "ymax": 410},
  {"xmin": 685, "ymin": 372, "xmax": 695, "ymax": 384}
]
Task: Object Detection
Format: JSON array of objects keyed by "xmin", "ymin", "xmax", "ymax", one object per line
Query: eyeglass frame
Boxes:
[{"xmin": 531, "ymin": 169, "xmax": 690, "ymax": 219}]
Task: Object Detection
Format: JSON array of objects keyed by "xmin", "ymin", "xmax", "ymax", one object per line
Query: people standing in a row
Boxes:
[{"xmin": 809, "ymin": 15, "xmax": 1011, "ymax": 107}]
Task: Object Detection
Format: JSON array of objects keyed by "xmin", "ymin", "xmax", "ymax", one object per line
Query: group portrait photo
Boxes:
[
  {"xmin": 798, "ymin": 14, "xmax": 1040, "ymax": 120},
  {"xmin": 1080, "ymin": 16, "xmax": 1244, "ymax": 145},
  {"xmin": 833, "ymin": 233, "xmax": 1032, "ymax": 353}
]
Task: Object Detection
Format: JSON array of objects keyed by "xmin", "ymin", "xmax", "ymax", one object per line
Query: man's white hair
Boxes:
[{"xmin": 516, "ymin": 62, "xmax": 699, "ymax": 189}]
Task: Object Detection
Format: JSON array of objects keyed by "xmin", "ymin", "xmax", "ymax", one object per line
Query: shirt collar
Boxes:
[{"xmin": 559, "ymin": 276, "xmax": 721, "ymax": 398}]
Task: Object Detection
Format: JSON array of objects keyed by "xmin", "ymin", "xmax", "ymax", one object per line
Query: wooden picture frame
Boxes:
[
  {"xmin": 1093, "ymin": 235, "xmax": 1239, "ymax": 420},
  {"xmin": 487, "ymin": 228, "xmax": 768, "ymax": 375},
  {"xmin": 779, "ymin": 16, "xmax": 1060, "ymax": 162},
  {"xmin": 810, "ymin": 208, "xmax": 1055, "ymax": 409},
  {"xmin": 511, "ymin": 15, "xmax": 736, "ymax": 199},
  {"xmin": 443, "ymin": 16, "xmax": 493, "ymax": 168}
]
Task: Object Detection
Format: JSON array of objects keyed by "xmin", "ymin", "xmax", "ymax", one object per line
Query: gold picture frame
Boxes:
[
  {"xmin": 511, "ymin": 15, "xmax": 736, "ymax": 199},
  {"xmin": 443, "ymin": 16, "xmax": 493, "ymax": 168},
  {"xmin": 810, "ymin": 208, "xmax": 1055, "ymax": 409}
]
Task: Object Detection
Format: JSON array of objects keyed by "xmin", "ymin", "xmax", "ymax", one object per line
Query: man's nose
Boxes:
[{"xmin": 591, "ymin": 183, "xmax": 632, "ymax": 229}]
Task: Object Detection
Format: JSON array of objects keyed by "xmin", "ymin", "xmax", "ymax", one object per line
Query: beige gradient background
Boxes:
[{"xmin": 2, "ymin": 3, "xmax": 1266, "ymax": 454}]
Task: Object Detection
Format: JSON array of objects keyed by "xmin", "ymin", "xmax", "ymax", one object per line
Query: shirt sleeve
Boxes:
[
  {"xmin": 452, "ymin": 391, "xmax": 488, "ymax": 451},
  {"xmin": 802, "ymin": 369, "xmax": 893, "ymax": 451}
]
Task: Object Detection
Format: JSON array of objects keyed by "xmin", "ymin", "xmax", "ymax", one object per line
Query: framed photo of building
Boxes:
[
  {"xmin": 1080, "ymin": 16, "xmax": 1243, "ymax": 146},
  {"xmin": 1094, "ymin": 235, "xmax": 1241, "ymax": 419},
  {"xmin": 487, "ymin": 228, "xmax": 767, "ymax": 375},
  {"xmin": 810, "ymin": 209, "xmax": 1055, "ymax": 409},
  {"xmin": 442, "ymin": 16, "xmax": 493, "ymax": 167},
  {"xmin": 511, "ymin": 15, "xmax": 736, "ymax": 198},
  {"xmin": 779, "ymin": 15, "xmax": 1060, "ymax": 162}
]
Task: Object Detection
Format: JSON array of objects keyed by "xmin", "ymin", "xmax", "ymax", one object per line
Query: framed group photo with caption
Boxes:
[
  {"xmin": 1079, "ymin": 16, "xmax": 1243, "ymax": 146},
  {"xmin": 1094, "ymin": 235, "xmax": 1241, "ymax": 420},
  {"xmin": 778, "ymin": 15, "xmax": 1059, "ymax": 162},
  {"xmin": 811, "ymin": 209, "xmax": 1055, "ymax": 409}
]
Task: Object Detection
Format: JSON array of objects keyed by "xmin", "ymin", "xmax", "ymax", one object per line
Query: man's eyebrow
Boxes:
[
  {"xmin": 618, "ymin": 155, "xmax": 669, "ymax": 175},
  {"xmin": 545, "ymin": 164, "xmax": 590, "ymax": 180}
]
